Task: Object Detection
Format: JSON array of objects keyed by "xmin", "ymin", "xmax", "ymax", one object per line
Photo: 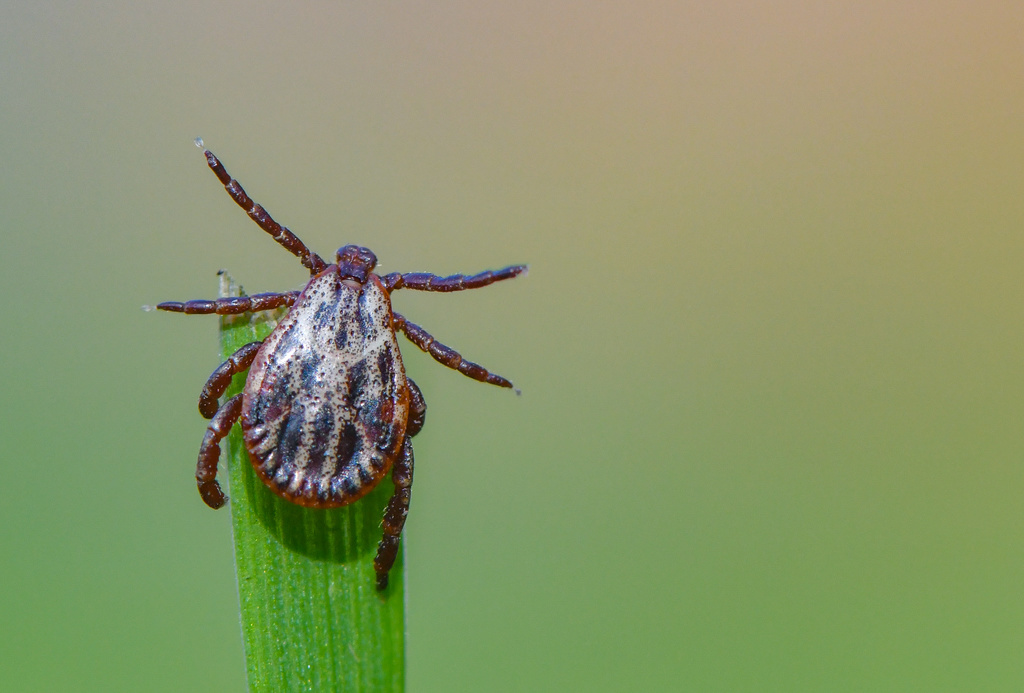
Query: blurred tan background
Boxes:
[{"xmin": 1, "ymin": 1, "xmax": 1022, "ymax": 690}]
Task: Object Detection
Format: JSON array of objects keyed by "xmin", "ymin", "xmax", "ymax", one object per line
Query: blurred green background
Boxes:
[{"xmin": 2, "ymin": 2, "xmax": 1022, "ymax": 690}]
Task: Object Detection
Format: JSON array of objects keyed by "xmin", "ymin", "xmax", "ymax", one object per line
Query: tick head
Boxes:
[{"xmin": 336, "ymin": 245, "xmax": 378, "ymax": 283}]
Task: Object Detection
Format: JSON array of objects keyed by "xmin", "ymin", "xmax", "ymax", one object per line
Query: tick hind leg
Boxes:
[
  {"xmin": 374, "ymin": 379, "xmax": 426, "ymax": 590},
  {"xmin": 156, "ymin": 291, "xmax": 299, "ymax": 315},
  {"xmin": 392, "ymin": 312, "xmax": 517, "ymax": 392},
  {"xmin": 196, "ymin": 393, "xmax": 243, "ymax": 509},
  {"xmin": 201, "ymin": 149, "xmax": 328, "ymax": 275},
  {"xmin": 198, "ymin": 341, "xmax": 262, "ymax": 418}
]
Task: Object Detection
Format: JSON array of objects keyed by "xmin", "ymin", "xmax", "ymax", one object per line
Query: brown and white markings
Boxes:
[{"xmin": 156, "ymin": 143, "xmax": 525, "ymax": 590}]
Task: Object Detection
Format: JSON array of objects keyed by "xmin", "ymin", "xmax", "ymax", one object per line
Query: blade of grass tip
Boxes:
[{"xmin": 217, "ymin": 271, "xmax": 405, "ymax": 693}]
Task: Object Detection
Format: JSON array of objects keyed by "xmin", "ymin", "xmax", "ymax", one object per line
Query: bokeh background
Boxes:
[{"xmin": 2, "ymin": 1, "xmax": 1023, "ymax": 690}]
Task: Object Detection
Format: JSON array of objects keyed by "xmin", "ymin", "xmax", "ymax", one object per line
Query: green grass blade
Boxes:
[{"xmin": 217, "ymin": 272, "xmax": 405, "ymax": 693}]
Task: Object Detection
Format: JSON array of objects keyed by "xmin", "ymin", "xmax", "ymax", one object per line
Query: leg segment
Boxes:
[
  {"xmin": 406, "ymin": 377, "xmax": 427, "ymax": 438},
  {"xmin": 381, "ymin": 264, "xmax": 527, "ymax": 293},
  {"xmin": 373, "ymin": 381, "xmax": 425, "ymax": 590},
  {"xmin": 393, "ymin": 312, "xmax": 517, "ymax": 390},
  {"xmin": 374, "ymin": 437, "xmax": 415, "ymax": 590},
  {"xmin": 156, "ymin": 291, "xmax": 299, "ymax": 315},
  {"xmin": 198, "ymin": 341, "xmax": 262, "ymax": 418},
  {"xmin": 196, "ymin": 393, "xmax": 243, "ymax": 509},
  {"xmin": 202, "ymin": 149, "xmax": 328, "ymax": 275}
]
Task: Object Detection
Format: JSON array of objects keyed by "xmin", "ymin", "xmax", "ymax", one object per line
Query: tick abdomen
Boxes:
[{"xmin": 241, "ymin": 267, "xmax": 410, "ymax": 508}]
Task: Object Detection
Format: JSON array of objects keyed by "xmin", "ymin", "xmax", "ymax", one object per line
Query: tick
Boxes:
[{"xmin": 156, "ymin": 142, "xmax": 525, "ymax": 589}]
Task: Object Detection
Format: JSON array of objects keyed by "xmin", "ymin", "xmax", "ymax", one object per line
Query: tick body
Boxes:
[
  {"xmin": 243, "ymin": 267, "xmax": 409, "ymax": 508},
  {"xmin": 157, "ymin": 145, "xmax": 525, "ymax": 589}
]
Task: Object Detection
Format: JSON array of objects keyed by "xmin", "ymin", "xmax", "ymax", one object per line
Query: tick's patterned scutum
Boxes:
[{"xmin": 242, "ymin": 268, "xmax": 410, "ymax": 508}]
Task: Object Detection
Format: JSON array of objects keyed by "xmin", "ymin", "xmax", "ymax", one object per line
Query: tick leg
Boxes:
[
  {"xmin": 196, "ymin": 393, "xmax": 243, "ymax": 509},
  {"xmin": 156, "ymin": 291, "xmax": 299, "ymax": 315},
  {"xmin": 202, "ymin": 149, "xmax": 328, "ymax": 275},
  {"xmin": 374, "ymin": 436, "xmax": 414, "ymax": 590},
  {"xmin": 393, "ymin": 312, "xmax": 517, "ymax": 390},
  {"xmin": 406, "ymin": 378, "xmax": 427, "ymax": 438},
  {"xmin": 373, "ymin": 381, "xmax": 425, "ymax": 589},
  {"xmin": 381, "ymin": 264, "xmax": 527, "ymax": 293},
  {"xmin": 198, "ymin": 341, "xmax": 262, "ymax": 419}
]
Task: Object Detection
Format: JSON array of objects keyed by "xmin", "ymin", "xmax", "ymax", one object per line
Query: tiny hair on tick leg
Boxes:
[{"xmin": 153, "ymin": 143, "xmax": 526, "ymax": 590}]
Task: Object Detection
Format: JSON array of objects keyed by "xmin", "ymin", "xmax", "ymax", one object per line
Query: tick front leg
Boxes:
[
  {"xmin": 202, "ymin": 149, "xmax": 328, "ymax": 275},
  {"xmin": 381, "ymin": 264, "xmax": 527, "ymax": 292},
  {"xmin": 198, "ymin": 341, "xmax": 262, "ymax": 418},
  {"xmin": 196, "ymin": 393, "xmax": 243, "ymax": 509},
  {"xmin": 374, "ymin": 436, "xmax": 414, "ymax": 590},
  {"xmin": 393, "ymin": 312, "xmax": 517, "ymax": 391},
  {"xmin": 156, "ymin": 291, "xmax": 299, "ymax": 315}
]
